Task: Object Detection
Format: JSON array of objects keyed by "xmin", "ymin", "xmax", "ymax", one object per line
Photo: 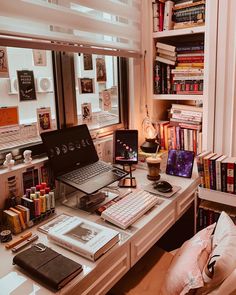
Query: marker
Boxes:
[{"xmin": 11, "ymin": 234, "xmax": 38, "ymax": 253}]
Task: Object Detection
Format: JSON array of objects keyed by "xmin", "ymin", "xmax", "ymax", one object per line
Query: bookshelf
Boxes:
[{"xmin": 149, "ymin": 0, "xmax": 218, "ymax": 151}]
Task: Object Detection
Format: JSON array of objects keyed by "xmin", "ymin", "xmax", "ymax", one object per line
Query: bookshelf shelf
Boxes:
[
  {"xmin": 153, "ymin": 94, "xmax": 204, "ymax": 101},
  {"xmin": 198, "ymin": 186, "xmax": 236, "ymax": 207},
  {"xmin": 153, "ymin": 26, "xmax": 205, "ymax": 39}
]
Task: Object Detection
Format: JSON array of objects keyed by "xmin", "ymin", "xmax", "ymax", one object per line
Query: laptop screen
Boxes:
[{"xmin": 41, "ymin": 124, "xmax": 99, "ymax": 176}]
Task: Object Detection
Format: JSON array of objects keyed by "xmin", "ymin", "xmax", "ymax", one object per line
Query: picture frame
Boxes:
[
  {"xmin": 102, "ymin": 90, "xmax": 112, "ymax": 111},
  {"xmin": 79, "ymin": 78, "xmax": 94, "ymax": 94},
  {"xmin": 32, "ymin": 49, "xmax": 47, "ymax": 66},
  {"xmin": 17, "ymin": 70, "xmax": 37, "ymax": 101},
  {"xmin": 0, "ymin": 47, "xmax": 9, "ymax": 78},
  {"xmin": 81, "ymin": 102, "xmax": 92, "ymax": 122},
  {"xmin": 0, "ymin": 106, "xmax": 19, "ymax": 128},
  {"xmin": 36, "ymin": 107, "xmax": 53, "ymax": 134},
  {"xmin": 96, "ymin": 57, "xmax": 107, "ymax": 82},
  {"xmin": 83, "ymin": 54, "xmax": 93, "ymax": 71}
]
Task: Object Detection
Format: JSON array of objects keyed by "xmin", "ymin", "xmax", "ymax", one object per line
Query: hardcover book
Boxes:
[
  {"xmin": 13, "ymin": 243, "xmax": 83, "ymax": 290},
  {"xmin": 47, "ymin": 216, "xmax": 120, "ymax": 261}
]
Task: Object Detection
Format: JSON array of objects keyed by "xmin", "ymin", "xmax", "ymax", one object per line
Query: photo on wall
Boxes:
[
  {"xmin": 83, "ymin": 54, "xmax": 93, "ymax": 71},
  {"xmin": 78, "ymin": 78, "xmax": 94, "ymax": 94},
  {"xmin": 96, "ymin": 57, "xmax": 107, "ymax": 82},
  {"xmin": 0, "ymin": 46, "xmax": 9, "ymax": 78},
  {"xmin": 81, "ymin": 102, "xmax": 92, "ymax": 122},
  {"xmin": 36, "ymin": 107, "xmax": 52, "ymax": 134},
  {"xmin": 32, "ymin": 49, "xmax": 47, "ymax": 66},
  {"xmin": 17, "ymin": 70, "xmax": 37, "ymax": 101},
  {"xmin": 102, "ymin": 90, "xmax": 112, "ymax": 111}
]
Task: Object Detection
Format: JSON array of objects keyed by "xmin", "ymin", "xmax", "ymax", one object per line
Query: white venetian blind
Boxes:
[{"xmin": 0, "ymin": 0, "xmax": 141, "ymax": 58}]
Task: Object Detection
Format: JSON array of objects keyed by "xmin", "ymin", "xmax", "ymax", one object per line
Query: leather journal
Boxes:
[{"xmin": 13, "ymin": 243, "xmax": 83, "ymax": 290}]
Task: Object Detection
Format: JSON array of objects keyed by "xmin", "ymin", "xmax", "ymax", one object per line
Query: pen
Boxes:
[
  {"xmin": 5, "ymin": 232, "xmax": 32, "ymax": 249},
  {"xmin": 11, "ymin": 234, "xmax": 39, "ymax": 253}
]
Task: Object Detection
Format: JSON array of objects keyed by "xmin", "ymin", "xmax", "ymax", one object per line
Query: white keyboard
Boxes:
[{"xmin": 101, "ymin": 189, "xmax": 163, "ymax": 229}]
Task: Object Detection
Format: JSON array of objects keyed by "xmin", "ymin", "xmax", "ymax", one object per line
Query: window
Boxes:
[
  {"xmin": 75, "ymin": 53, "xmax": 120, "ymax": 130},
  {"xmin": 0, "ymin": 47, "xmax": 57, "ymax": 152}
]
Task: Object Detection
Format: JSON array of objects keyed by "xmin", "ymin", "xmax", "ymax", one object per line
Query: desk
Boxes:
[{"xmin": 0, "ymin": 168, "xmax": 199, "ymax": 295}]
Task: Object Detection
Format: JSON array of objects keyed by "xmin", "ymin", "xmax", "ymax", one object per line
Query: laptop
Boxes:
[{"xmin": 41, "ymin": 124, "xmax": 128, "ymax": 194}]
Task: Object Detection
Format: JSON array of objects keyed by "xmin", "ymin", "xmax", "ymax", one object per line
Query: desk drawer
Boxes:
[
  {"xmin": 130, "ymin": 204, "xmax": 175, "ymax": 267},
  {"xmin": 72, "ymin": 243, "xmax": 130, "ymax": 295},
  {"xmin": 177, "ymin": 191, "xmax": 194, "ymax": 217}
]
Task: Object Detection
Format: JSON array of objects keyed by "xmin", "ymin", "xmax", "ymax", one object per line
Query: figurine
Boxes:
[
  {"xmin": 3, "ymin": 153, "xmax": 15, "ymax": 170},
  {"xmin": 23, "ymin": 149, "xmax": 32, "ymax": 164}
]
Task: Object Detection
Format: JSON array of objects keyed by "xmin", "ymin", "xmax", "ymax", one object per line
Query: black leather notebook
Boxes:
[{"xmin": 13, "ymin": 243, "xmax": 83, "ymax": 290}]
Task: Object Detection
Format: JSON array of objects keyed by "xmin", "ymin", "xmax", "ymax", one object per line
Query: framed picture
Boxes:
[
  {"xmin": 81, "ymin": 102, "xmax": 92, "ymax": 122},
  {"xmin": 102, "ymin": 90, "xmax": 112, "ymax": 111},
  {"xmin": 36, "ymin": 107, "xmax": 52, "ymax": 134},
  {"xmin": 83, "ymin": 54, "xmax": 93, "ymax": 71},
  {"xmin": 0, "ymin": 47, "xmax": 9, "ymax": 78},
  {"xmin": 32, "ymin": 49, "xmax": 47, "ymax": 66},
  {"xmin": 0, "ymin": 106, "xmax": 19, "ymax": 128},
  {"xmin": 79, "ymin": 78, "xmax": 94, "ymax": 94},
  {"xmin": 17, "ymin": 70, "xmax": 37, "ymax": 101},
  {"xmin": 96, "ymin": 57, "xmax": 107, "ymax": 82}
]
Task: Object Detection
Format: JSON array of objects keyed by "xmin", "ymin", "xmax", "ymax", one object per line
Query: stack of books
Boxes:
[
  {"xmin": 154, "ymin": 42, "xmax": 176, "ymax": 94},
  {"xmin": 196, "ymin": 151, "xmax": 236, "ymax": 193},
  {"xmin": 155, "ymin": 103, "xmax": 202, "ymax": 154},
  {"xmin": 154, "ymin": 41, "xmax": 204, "ymax": 95},
  {"xmin": 173, "ymin": 43, "xmax": 204, "ymax": 94},
  {"xmin": 197, "ymin": 199, "xmax": 236, "ymax": 230},
  {"xmin": 152, "ymin": 0, "xmax": 205, "ymax": 32},
  {"xmin": 172, "ymin": 0, "xmax": 206, "ymax": 30}
]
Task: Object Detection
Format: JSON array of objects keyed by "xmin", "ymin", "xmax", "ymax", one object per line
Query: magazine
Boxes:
[{"xmin": 47, "ymin": 216, "xmax": 120, "ymax": 261}]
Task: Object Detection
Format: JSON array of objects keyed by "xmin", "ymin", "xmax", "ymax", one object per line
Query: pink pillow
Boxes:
[{"xmin": 161, "ymin": 224, "xmax": 215, "ymax": 295}]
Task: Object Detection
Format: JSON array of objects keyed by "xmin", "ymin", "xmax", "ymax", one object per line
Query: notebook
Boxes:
[
  {"xmin": 41, "ymin": 124, "xmax": 128, "ymax": 194},
  {"xmin": 13, "ymin": 243, "xmax": 83, "ymax": 290}
]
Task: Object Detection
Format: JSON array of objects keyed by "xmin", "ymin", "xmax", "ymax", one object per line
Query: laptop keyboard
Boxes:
[{"xmin": 63, "ymin": 161, "xmax": 112, "ymax": 185}]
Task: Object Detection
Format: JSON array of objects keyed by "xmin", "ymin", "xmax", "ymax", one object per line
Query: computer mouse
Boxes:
[{"xmin": 154, "ymin": 180, "xmax": 173, "ymax": 193}]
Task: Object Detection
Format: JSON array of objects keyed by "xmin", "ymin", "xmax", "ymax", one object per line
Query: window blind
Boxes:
[{"xmin": 0, "ymin": 0, "xmax": 141, "ymax": 58}]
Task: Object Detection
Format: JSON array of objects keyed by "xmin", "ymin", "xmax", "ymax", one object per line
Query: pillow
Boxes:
[
  {"xmin": 161, "ymin": 223, "xmax": 215, "ymax": 295},
  {"xmin": 196, "ymin": 211, "xmax": 236, "ymax": 295}
]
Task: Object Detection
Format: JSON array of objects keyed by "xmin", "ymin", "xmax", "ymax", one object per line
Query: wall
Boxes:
[{"xmin": 214, "ymin": 0, "xmax": 236, "ymax": 155}]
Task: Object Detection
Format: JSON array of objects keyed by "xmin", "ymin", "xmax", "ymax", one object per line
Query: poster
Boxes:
[
  {"xmin": 79, "ymin": 78, "xmax": 94, "ymax": 94},
  {"xmin": 102, "ymin": 90, "xmax": 112, "ymax": 111},
  {"xmin": 0, "ymin": 106, "xmax": 19, "ymax": 128},
  {"xmin": 96, "ymin": 57, "xmax": 107, "ymax": 82},
  {"xmin": 83, "ymin": 54, "xmax": 93, "ymax": 70},
  {"xmin": 0, "ymin": 47, "xmax": 9, "ymax": 78},
  {"xmin": 17, "ymin": 70, "xmax": 37, "ymax": 101},
  {"xmin": 32, "ymin": 49, "xmax": 47, "ymax": 66},
  {"xmin": 36, "ymin": 107, "xmax": 52, "ymax": 134},
  {"xmin": 81, "ymin": 102, "xmax": 92, "ymax": 122}
]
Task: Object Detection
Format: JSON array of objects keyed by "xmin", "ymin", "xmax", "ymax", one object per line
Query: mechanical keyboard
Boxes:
[{"xmin": 101, "ymin": 189, "xmax": 163, "ymax": 229}]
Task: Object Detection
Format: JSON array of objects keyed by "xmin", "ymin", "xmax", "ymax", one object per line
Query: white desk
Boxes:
[{"xmin": 0, "ymin": 168, "xmax": 199, "ymax": 295}]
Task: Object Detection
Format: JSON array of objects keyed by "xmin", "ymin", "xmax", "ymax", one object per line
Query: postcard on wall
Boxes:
[
  {"xmin": 83, "ymin": 54, "xmax": 93, "ymax": 71},
  {"xmin": 32, "ymin": 49, "xmax": 47, "ymax": 66},
  {"xmin": 17, "ymin": 70, "xmax": 37, "ymax": 101},
  {"xmin": 0, "ymin": 106, "xmax": 19, "ymax": 128},
  {"xmin": 79, "ymin": 78, "xmax": 94, "ymax": 94},
  {"xmin": 81, "ymin": 102, "xmax": 92, "ymax": 122},
  {"xmin": 37, "ymin": 107, "xmax": 53, "ymax": 134},
  {"xmin": 0, "ymin": 47, "xmax": 9, "ymax": 78},
  {"xmin": 102, "ymin": 90, "xmax": 112, "ymax": 111},
  {"xmin": 96, "ymin": 57, "xmax": 107, "ymax": 82}
]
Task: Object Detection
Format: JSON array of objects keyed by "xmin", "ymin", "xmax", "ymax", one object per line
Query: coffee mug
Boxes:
[{"xmin": 146, "ymin": 157, "xmax": 161, "ymax": 181}]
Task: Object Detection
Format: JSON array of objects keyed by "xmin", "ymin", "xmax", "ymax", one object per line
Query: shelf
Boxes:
[
  {"xmin": 153, "ymin": 94, "xmax": 204, "ymax": 101},
  {"xmin": 198, "ymin": 186, "xmax": 236, "ymax": 207},
  {"xmin": 153, "ymin": 26, "xmax": 205, "ymax": 39}
]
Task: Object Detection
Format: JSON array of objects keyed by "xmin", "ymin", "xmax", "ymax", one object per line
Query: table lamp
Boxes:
[{"xmin": 140, "ymin": 116, "xmax": 159, "ymax": 153}]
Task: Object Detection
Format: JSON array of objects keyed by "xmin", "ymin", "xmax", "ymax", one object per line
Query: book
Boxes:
[
  {"xmin": 15, "ymin": 205, "xmax": 30, "ymax": 224},
  {"xmin": 157, "ymin": 48, "xmax": 177, "ymax": 57},
  {"xmin": 156, "ymin": 55, "xmax": 176, "ymax": 66},
  {"xmin": 13, "ymin": 243, "xmax": 83, "ymax": 290},
  {"xmin": 10, "ymin": 207, "xmax": 26, "ymax": 230},
  {"xmin": 3, "ymin": 209, "xmax": 22, "ymax": 234},
  {"xmin": 164, "ymin": 0, "xmax": 174, "ymax": 30},
  {"xmin": 47, "ymin": 216, "xmax": 120, "ymax": 261},
  {"xmin": 215, "ymin": 155, "xmax": 227, "ymax": 191},
  {"xmin": 203, "ymin": 152, "xmax": 216, "ymax": 189},
  {"xmin": 156, "ymin": 42, "xmax": 176, "ymax": 52}
]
